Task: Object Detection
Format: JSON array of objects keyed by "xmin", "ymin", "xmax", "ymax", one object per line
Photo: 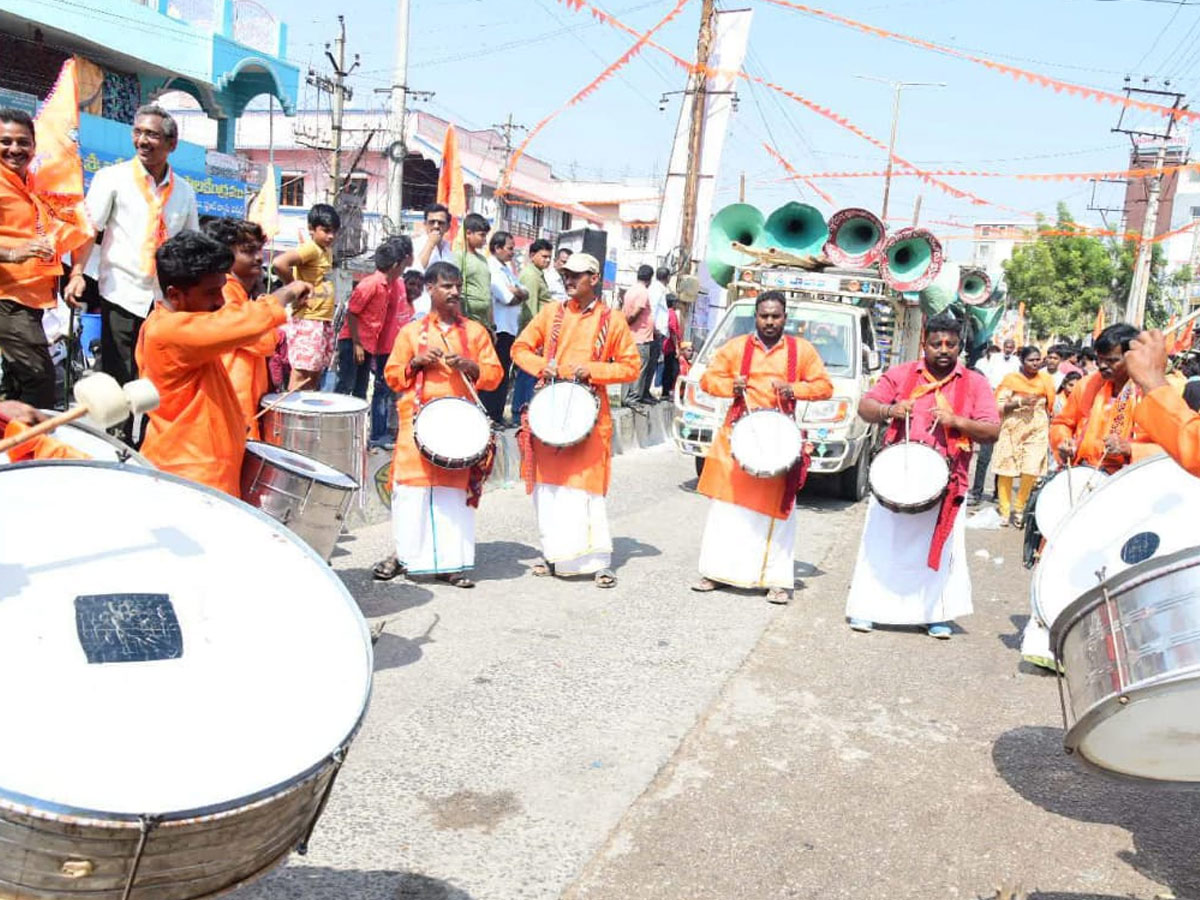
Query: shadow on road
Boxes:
[
  {"xmin": 612, "ymin": 535, "xmax": 661, "ymax": 568},
  {"xmin": 338, "ymin": 571, "xmax": 435, "ymax": 618},
  {"xmin": 235, "ymin": 865, "xmax": 474, "ymax": 899},
  {"xmin": 999, "ymin": 613, "xmax": 1026, "ymax": 651},
  {"xmin": 373, "ymin": 613, "xmax": 441, "ymax": 672},
  {"xmin": 993, "ymin": 725, "xmax": 1200, "ymax": 899},
  {"xmin": 475, "ymin": 540, "xmax": 540, "ymax": 581}
]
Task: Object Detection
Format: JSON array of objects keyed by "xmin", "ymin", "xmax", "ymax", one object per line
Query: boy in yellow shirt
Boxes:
[{"xmin": 273, "ymin": 203, "xmax": 340, "ymax": 390}]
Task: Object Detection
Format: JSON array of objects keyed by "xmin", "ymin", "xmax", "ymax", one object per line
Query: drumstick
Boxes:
[
  {"xmin": 1165, "ymin": 305, "xmax": 1200, "ymax": 338},
  {"xmin": 0, "ymin": 407, "xmax": 90, "ymax": 454},
  {"xmin": 253, "ymin": 388, "xmax": 303, "ymax": 422},
  {"xmin": 433, "ymin": 332, "xmax": 487, "ymax": 409}
]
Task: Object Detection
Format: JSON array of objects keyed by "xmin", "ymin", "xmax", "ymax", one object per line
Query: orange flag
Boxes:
[
  {"xmin": 436, "ymin": 125, "xmax": 466, "ymax": 247},
  {"xmin": 1179, "ymin": 323, "xmax": 1195, "ymax": 353},
  {"xmin": 30, "ymin": 57, "xmax": 93, "ymax": 254},
  {"xmin": 1092, "ymin": 305, "xmax": 1106, "ymax": 340},
  {"xmin": 248, "ymin": 164, "xmax": 280, "ymax": 239},
  {"xmin": 1166, "ymin": 314, "xmax": 1179, "ymax": 354}
]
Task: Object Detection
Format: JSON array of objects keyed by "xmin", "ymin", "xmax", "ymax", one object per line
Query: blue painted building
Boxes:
[{"xmin": 0, "ymin": 0, "xmax": 298, "ymax": 214}]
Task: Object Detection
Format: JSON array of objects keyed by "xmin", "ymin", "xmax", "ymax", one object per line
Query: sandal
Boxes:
[
  {"xmin": 765, "ymin": 587, "xmax": 791, "ymax": 605},
  {"xmin": 435, "ymin": 572, "xmax": 475, "ymax": 589},
  {"xmin": 691, "ymin": 577, "xmax": 718, "ymax": 592},
  {"xmin": 594, "ymin": 568, "xmax": 618, "ymax": 589},
  {"xmin": 373, "ymin": 555, "xmax": 405, "ymax": 581},
  {"xmin": 531, "ymin": 560, "xmax": 555, "ymax": 577}
]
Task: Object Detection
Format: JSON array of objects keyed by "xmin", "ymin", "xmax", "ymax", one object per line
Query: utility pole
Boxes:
[
  {"xmin": 492, "ymin": 113, "xmax": 529, "ymax": 179},
  {"xmin": 854, "ymin": 76, "xmax": 945, "ymax": 222},
  {"xmin": 308, "ymin": 16, "xmax": 359, "ymax": 202},
  {"xmin": 387, "ymin": 0, "xmax": 410, "ymax": 223},
  {"xmin": 1114, "ymin": 83, "xmax": 1186, "ymax": 327},
  {"xmin": 911, "ymin": 194, "xmax": 922, "ymax": 227},
  {"xmin": 738, "ymin": 171, "xmax": 746, "ymax": 203},
  {"xmin": 677, "ymin": 0, "xmax": 715, "ymax": 275}
]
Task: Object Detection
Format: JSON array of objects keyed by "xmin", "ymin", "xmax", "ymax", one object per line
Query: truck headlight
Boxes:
[{"xmin": 802, "ymin": 398, "xmax": 852, "ymax": 423}]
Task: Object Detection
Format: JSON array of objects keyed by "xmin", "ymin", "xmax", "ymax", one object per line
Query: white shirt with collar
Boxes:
[
  {"xmin": 649, "ymin": 280, "xmax": 669, "ymax": 334},
  {"xmin": 544, "ymin": 266, "xmax": 567, "ymax": 301},
  {"xmin": 84, "ymin": 160, "xmax": 199, "ymax": 318},
  {"xmin": 414, "ymin": 235, "xmax": 454, "ymax": 273},
  {"xmin": 488, "ymin": 255, "xmax": 521, "ymax": 336}
]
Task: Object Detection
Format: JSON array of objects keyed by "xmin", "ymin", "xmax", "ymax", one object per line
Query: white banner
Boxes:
[{"xmin": 654, "ymin": 8, "xmax": 754, "ymax": 264}]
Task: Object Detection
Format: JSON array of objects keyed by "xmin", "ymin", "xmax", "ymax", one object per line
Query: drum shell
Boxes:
[
  {"xmin": 1051, "ymin": 547, "xmax": 1200, "ymax": 782},
  {"xmin": 0, "ymin": 759, "xmax": 337, "ymax": 900},
  {"xmin": 240, "ymin": 451, "xmax": 355, "ymax": 562},
  {"xmin": 260, "ymin": 399, "xmax": 366, "ymax": 487},
  {"xmin": 867, "ymin": 443, "xmax": 949, "ymax": 514}
]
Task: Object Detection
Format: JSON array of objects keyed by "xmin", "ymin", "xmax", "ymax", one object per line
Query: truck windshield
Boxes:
[{"xmin": 698, "ymin": 305, "xmax": 857, "ymax": 376}]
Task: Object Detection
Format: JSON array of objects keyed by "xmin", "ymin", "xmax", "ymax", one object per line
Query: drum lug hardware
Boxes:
[
  {"xmin": 297, "ymin": 748, "xmax": 348, "ymax": 856},
  {"xmin": 121, "ymin": 815, "xmax": 161, "ymax": 900},
  {"xmin": 1118, "ymin": 694, "xmax": 1131, "ymax": 705},
  {"xmin": 280, "ymin": 508, "xmax": 292, "ymax": 525},
  {"xmin": 60, "ymin": 859, "xmax": 94, "ymax": 879}
]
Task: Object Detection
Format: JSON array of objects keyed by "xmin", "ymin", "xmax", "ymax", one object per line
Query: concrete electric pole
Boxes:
[
  {"xmin": 677, "ymin": 0, "xmax": 715, "ymax": 276},
  {"xmin": 321, "ymin": 16, "xmax": 359, "ymax": 202}
]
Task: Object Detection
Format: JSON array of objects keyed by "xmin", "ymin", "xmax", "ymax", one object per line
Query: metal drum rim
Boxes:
[
  {"xmin": 260, "ymin": 391, "xmax": 369, "ymax": 415},
  {"xmin": 244, "ymin": 441, "xmax": 359, "ymax": 489},
  {"xmin": 0, "ymin": 460, "xmax": 373, "ymax": 823},
  {"xmin": 36, "ymin": 412, "xmax": 155, "ymax": 468}
]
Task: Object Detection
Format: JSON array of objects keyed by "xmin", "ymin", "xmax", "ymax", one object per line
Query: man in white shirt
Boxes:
[
  {"xmin": 482, "ymin": 230, "xmax": 526, "ymax": 425},
  {"xmin": 648, "ymin": 266, "xmax": 671, "ymax": 399},
  {"xmin": 65, "ymin": 105, "xmax": 198, "ymax": 393},
  {"xmin": 410, "ymin": 203, "xmax": 455, "ymax": 318},
  {"xmin": 544, "ymin": 247, "xmax": 571, "ymax": 302}
]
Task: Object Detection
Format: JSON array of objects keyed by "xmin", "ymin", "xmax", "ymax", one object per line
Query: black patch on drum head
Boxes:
[
  {"xmin": 1120, "ymin": 532, "xmax": 1161, "ymax": 566},
  {"xmin": 75, "ymin": 594, "xmax": 183, "ymax": 664}
]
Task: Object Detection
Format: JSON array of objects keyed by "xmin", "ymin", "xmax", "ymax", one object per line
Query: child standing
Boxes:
[{"xmin": 273, "ymin": 203, "xmax": 340, "ymax": 391}]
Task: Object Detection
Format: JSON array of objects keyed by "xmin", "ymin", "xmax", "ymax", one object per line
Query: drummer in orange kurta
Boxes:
[
  {"xmin": 203, "ymin": 219, "xmax": 278, "ymax": 440},
  {"xmin": 1125, "ymin": 327, "xmax": 1200, "ymax": 476},
  {"xmin": 511, "ymin": 252, "xmax": 640, "ymax": 588},
  {"xmin": 0, "ymin": 401, "xmax": 87, "ymax": 461},
  {"xmin": 1050, "ymin": 322, "xmax": 1162, "ymax": 473},
  {"xmin": 380, "ymin": 261, "xmax": 502, "ymax": 587},
  {"xmin": 136, "ymin": 231, "xmax": 308, "ymax": 496},
  {"xmin": 691, "ymin": 291, "xmax": 832, "ymax": 604}
]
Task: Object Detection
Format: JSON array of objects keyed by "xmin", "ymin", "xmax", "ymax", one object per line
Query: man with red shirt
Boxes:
[{"xmin": 336, "ymin": 237, "xmax": 413, "ymax": 448}]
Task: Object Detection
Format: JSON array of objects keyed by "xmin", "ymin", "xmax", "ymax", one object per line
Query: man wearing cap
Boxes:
[{"xmin": 511, "ymin": 252, "xmax": 640, "ymax": 587}]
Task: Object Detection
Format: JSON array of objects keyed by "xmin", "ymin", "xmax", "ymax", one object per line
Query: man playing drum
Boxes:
[
  {"xmin": 1126, "ymin": 328, "xmax": 1200, "ymax": 475},
  {"xmin": 511, "ymin": 252, "xmax": 640, "ymax": 588},
  {"xmin": 1050, "ymin": 323, "xmax": 1162, "ymax": 473},
  {"xmin": 846, "ymin": 313, "xmax": 1000, "ymax": 638},
  {"xmin": 382, "ymin": 261, "xmax": 503, "ymax": 588},
  {"xmin": 691, "ymin": 291, "xmax": 832, "ymax": 604}
]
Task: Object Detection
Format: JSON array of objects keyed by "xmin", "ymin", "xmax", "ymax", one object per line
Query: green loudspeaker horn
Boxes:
[
  {"xmin": 823, "ymin": 208, "xmax": 886, "ymax": 267},
  {"xmin": 706, "ymin": 203, "xmax": 767, "ymax": 286},
  {"xmin": 764, "ymin": 202, "xmax": 829, "ymax": 257},
  {"xmin": 957, "ymin": 266, "xmax": 992, "ymax": 306},
  {"xmin": 879, "ymin": 227, "xmax": 944, "ymax": 293}
]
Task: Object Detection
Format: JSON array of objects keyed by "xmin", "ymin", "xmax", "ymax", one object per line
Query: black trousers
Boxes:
[
  {"xmin": 661, "ymin": 350, "xmax": 680, "ymax": 400},
  {"xmin": 480, "ymin": 331, "xmax": 514, "ymax": 425},
  {"xmin": 0, "ymin": 298, "xmax": 56, "ymax": 408},
  {"xmin": 100, "ymin": 298, "xmax": 146, "ymax": 443}
]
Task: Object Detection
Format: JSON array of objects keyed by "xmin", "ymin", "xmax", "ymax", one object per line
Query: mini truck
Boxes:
[{"xmin": 672, "ymin": 265, "xmax": 902, "ymax": 501}]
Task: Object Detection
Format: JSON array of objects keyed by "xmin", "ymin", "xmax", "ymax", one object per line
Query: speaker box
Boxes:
[{"xmin": 556, "ymin": 228, "xmax": 608, "ymax": 267}]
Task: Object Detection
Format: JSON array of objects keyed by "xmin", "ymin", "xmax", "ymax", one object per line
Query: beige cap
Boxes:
[{"xmin": 562, "ymin": 252, "xmax": 600, "ymax": 274}]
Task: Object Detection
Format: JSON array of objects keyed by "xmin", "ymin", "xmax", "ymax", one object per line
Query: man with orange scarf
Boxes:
[
  {"xmin": 1122, "ymin": 327, "xmax": 1200, "ymax": 476},
  {"xmin": 1050, "ymin": 323, "xmax": 1162, "ymax": 472},
  {"xmin": 845, "ymin": 314, "xmax": 1000, "ymax": 639},
  {"xmin": 65, "ymin": 106, "xmax": 198, "ymax": 421},
  {"xmin": 382, "ymin": 261, "xmax": 502, "ymax": 588},
  {"xmin": 690, "ymin": 292, "xmax": 832, "ymax": 605}
]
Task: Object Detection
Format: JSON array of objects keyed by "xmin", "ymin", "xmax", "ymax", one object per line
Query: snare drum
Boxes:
[
  {"xmin": 1032, "ymin": 454, "xmax": 1200, "ymax": 629},
  {"xmin": 261, "ymin": 391, "xmax": 368, "ymax": 485},
  {"xmin": 729, "ymin": 409, "xmax": 803, "ymax": 478},
  {"xmin": 1033, "ymin": 465, "xmax": 1107, "ymax": 542},
  {"xmin": 0, "ymin": 462, "xmax": 372, "ymax": 900},
  {"xmin": 241, "ymin": 441, "xmax": 359, "ymax": 561},
  {"xmin": 414, "ymin": 396, "xmax": 492, "ymax": 469},
  {"xmin": 868, "ymin": 441, "xmax": 949, "ymax": 513},
  {"xmin": 528, "ymin": 380, "xmax": 600, "ymax": 448},
  {"xmin": 1051, "ymin": 546, "xmax": 1200, "ymax": 782}
]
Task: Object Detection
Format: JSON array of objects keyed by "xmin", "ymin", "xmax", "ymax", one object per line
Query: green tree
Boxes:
[
  {"xmin": 1002, "ymin": 204, "xmax": 1114, "ymax": 339},
  {"xmin": 1112, "ymin": 241, "xmax": 1171, "ymax": 328}
]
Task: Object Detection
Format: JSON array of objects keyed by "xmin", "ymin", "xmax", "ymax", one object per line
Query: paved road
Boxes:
[{"xmin": 238, "ymin": 445, "xmax": 1199, "ymax": 900}]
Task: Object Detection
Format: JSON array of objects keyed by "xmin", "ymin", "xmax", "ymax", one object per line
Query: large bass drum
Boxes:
[
  {"xmin": 260, "ymin": 391, "xmax": 368, "ymax": 485},
  {"xmin": 0, "ymin": 418, "xmax": 152, "ymax": 467},
  {"xmin": 0, "ymin": 462, "xmax": 372, "ymax": 900}
]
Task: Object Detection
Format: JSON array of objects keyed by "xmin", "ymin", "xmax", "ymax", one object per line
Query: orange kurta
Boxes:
[
  {"xmin": 696, "ymin": 334, "xmax": 833, "ymax": 520},
  {"xmin": 1134, "ymin": 383, "xmax": 1200, "ymax": 476},
  {"xmin": 218, "ymin": 275, "xmax": 277, "ymax": 440},
  {"xmin": 384, "ymin": 315, "xmax": 502, "ymax": 490},
  {"xmin": 136, "ymin": 297, "xmax": 286, "ymax": 496},
  {"xmin": 1049, "ymin": 371, "xmax": 1162, "ymax": 472},
  {"xmin": 2, "ymin": 419, "xmax": 89, "ymax": 461},
  {"xmin": 511, "ymin": 299, "xmax": 640, "ymax": 496},
  {"xmin": 0, "ymin": 167, "xmax": 59, "ymax": 309}
]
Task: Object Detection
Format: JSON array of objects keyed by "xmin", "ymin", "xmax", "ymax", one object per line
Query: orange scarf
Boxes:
[
  {"xmin": 997, "ymin": 369, "xmax": 1056, "ymax": 413},
  {"xmin": 1076, "ymin": 379, "xmax": 1139, "ymax": 465},
  {"xmin": 909, "ymin": 367, "xmax": 971, "ymax": 454},
  {"xmin": 132, "ymin": 158, "xmax": 174, "ymax": 278}
]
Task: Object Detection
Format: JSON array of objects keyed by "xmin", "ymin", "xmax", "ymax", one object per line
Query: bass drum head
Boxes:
[
  {"xmin": 528, "ymin": 381, "xmax": 598, "ymax": 447},
  {"xmin": 1034, "ymin": 455, "xmax": 1200, "ymax": 629},
  {"xmin": 1070, "ymin": 680, "xmax": 1200, "ymax": 781},
  {"xmin": 246, "ymin": 440, "xmax": 359, "ymax": 488},
  {"xmin": 414, "ymin": 397, "xmax": 491, "ymax": 462},
  {"xmin": 1033, "ymin": 466, "xmax": 1107, "ymax": 540},
  {"xmin": 0, "ymin": 462, "xmax": 372, "ymax": 818},
  {"xmin": 868, "ymin": 442, "xmax": 948, "ymax": 509},
  {"xmin": 262, "ymin": 391, "xmax": 369, "ymax": 415},
  {"xmin": 730, "ymin": 409, "xmax": 801, "ymax": 477}
]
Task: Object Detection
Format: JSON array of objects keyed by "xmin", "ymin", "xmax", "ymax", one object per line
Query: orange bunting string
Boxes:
[{"xmin": 762, "ymin": 142, "xmax": 835, "ymax": 206}]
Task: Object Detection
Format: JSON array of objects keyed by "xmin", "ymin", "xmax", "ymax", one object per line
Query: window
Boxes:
[
  {"xmin": 976, "ymin": 242, "xmax": 993, "ymax": 263},
  {"xmin": 1190, "ymin": 205, "xmax": 1200, "ymax": 220},
  {"xmin": 345, "ymin": 174, "xmax": 368, "ymax": 200},
  {"xmin": 630, "ymin": 225, "xmax": 650, "ymax": 250},
  {"xmin": 700, "ymin": 305, "xmax": 856, "ymax": 375},
  {"xmin": 279, "ymin": 173, "xmax": 305, "ymax": 208}
]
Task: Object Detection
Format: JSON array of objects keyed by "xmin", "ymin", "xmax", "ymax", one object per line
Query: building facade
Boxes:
[{"xmin": 971, "ymin": 222, "xmax": 1036, "ymax": 273}]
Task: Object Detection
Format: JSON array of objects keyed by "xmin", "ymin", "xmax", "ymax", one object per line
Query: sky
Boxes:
[{"xmin": 265, "ymin": 0, "xmax": 1200, "ymax": 256}]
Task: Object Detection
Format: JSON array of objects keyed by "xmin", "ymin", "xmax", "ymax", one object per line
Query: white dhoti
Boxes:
[
  {"xmin": 845, "ymin": 497, "xmax": 971, "ymax": 624},
  {"xmin": 698, "ymin": 499, "xmax": 796, "ymax": 589},
  {"xmin": 533, "ymin": 484, "xmax": 611, "ymax": 575},
  {"xmin": 392, "ymin": 484, "xmax": 475, "ymax": 574}
]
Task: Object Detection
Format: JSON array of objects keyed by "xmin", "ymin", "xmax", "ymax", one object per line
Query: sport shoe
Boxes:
[
  {"xmin": 849, "ymin": 617, "xmax": 873, "ymax": 632},
  {"xmin": 927, "ymin": 622, "xmax": 952, "ymax": 639}
]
